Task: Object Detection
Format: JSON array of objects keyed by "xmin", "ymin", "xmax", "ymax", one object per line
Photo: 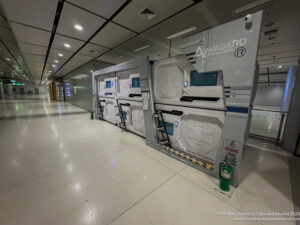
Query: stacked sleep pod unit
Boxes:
[
  {"xmin": 97, "ymin": 73, "xmax": 118, "ymax": 124},
  {"xmin": 117, "ymin": 69, "xmax": 145, "ymax": 137},
  {"xmin": 93, "ymin": 61, "xmax": 146, "ymax": 137},
  {"xmin": 93, "ymin": 11, "xmax": 262, "ymax": 186},
  {"xmin": 153, "ymin": 55, "xmax": 226, "ymax": 163}
]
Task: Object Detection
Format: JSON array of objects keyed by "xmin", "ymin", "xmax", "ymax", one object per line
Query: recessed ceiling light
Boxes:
[
  {"xmin": 58, "ymin": 53, "xmax": 64, "ymax": 57},
  {"xmin": 52, "ymin": 64, "xmax": 57, "ymax": 68},
  {"xmin": 278, "ymin": 65, "xmax": 282, "ymax": 68},
  {"xmin": 64, "ymin": 43, "xmax": 71, "ymax": 48},
  {"xmin": 6, "ymin": 58, "xmax": 11, "ymax": 61},
  {"xmin": 134, "ymin": 45, "xmax": 151, "ymax": 52},
  {"xmin": 74, "ymin": 24, "xmax": 83, "ymax": 31},
  {"xmin": 167, "ymin": 26, "xmax": 198, "ymax": 40},
  {"xmin": 54, "ymin": 60, "xmax": 59, "ymax": 63}
]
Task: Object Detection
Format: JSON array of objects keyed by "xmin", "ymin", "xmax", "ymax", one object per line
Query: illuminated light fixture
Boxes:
[
  {"xmin": 48, "ymin": 70, "xmax": 52, "ymax": 73},
  {"xmin": 278, "ymin": 65, "xmax": 282, "ymax": 68},
  {"xmin": 74, "ymin": 24, "xmax": 83, "ymax": 31},
  {"xmin": 54, "ymin": 60, "xmax": 59, "ymax": 63},
  {"xmin": 6, "ymin": 58, "xmax": 11, "ymax": 61},
  {"xmin": 166, "ymin": 26, "xmax": 198, "ymax": 40},
  {"xmin": 64, "ymin": 43, "xmax": 71, "ymax": 48},
  {"xmin": 234, "ymin": 0, "xmax": 273, "ymax": 15},
  {"xmin": 134, "ymin": 45, "xmax": 151, "ymax": 52},
  {"xmin": 52, "ymin": 64, "xmax": 57, "ymax": 68},
  {"xmin": 58, "ymin": 53, "xmax": 64, "ymax": 57}
]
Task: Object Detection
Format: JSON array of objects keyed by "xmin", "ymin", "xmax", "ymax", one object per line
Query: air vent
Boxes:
[
  {"xmin": 138, "ymin": 8, "xmax": 156, "ymax": 20},
  {"xmin": 264, "ymin": 28, "xmax": 278, "ymax": 36}
]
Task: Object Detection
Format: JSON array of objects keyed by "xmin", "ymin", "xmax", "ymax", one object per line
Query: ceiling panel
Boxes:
[
  {"xmin": 68, "ymin": 54, "xmax": 94, "ymax": 64},
  {"xmin": 90, "ymin": 22, "xmax": 136, "ymax": 48},
  {"xmin": 48, "ymin": 48, "xmax": 73, "ymax": 60},
  {"xmin": 203, "ymin": 0, "xmax": 253, "ymax": 24},
  {"xmin": 22, "ymin": 53, "xmax": 46, "ymax": 63},
  {"xmin": 56, "ymin": 2, "xmax": 106, "ymax": 41},
  {"xmin": 113, "ymin": 0, "xmax": 194, "ymax": 33},
  {"xmin": 0, "ymin": 16, "xmax": 10, "ymax": 30},
  {"xmin": 18, "ymin": 43, "xmax": 48, "ymax": 56},
  {"xmin": 78, "ymin": 43, "xmax": 109, "ymax": 57},
  {"xmin": 95, "ymin": 50, "xmax": 134, "ymax": 64},
  {"xmin": 143, "ymin": 5, "xmax": 211, "ymax": 52},
  {"xmin": 26, "ymin": 61, "xmax": 44, "ymax": 67},
  {"xmin": 10, "ymin": 22, "xmax": 51, "ymax": 46},
  {"xmin": 52, "ymin": 34, "xmax": 84, "ymax": 53},
  {"xmin": 68, "ymin": 0, "xmax": 126, "ymax": 18},
  {"xmin": 1, "ymin": 0, "xmax": 58, "ymax": 31},
  {"xmin": 55, "ymin": 65, "xmax": 78, "ymax": 77},
  {"xmin": 0, "ymin": 26, "xmax": 16, "ymax": 43},
  {"xmin": 47, "ymin": 56, "xmax": 67, "ymax": 66}
]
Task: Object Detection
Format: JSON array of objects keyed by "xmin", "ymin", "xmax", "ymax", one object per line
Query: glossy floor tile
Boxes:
[{"xmin": 0, "ymin": 96, "xmax": 298, "ymax": 225}]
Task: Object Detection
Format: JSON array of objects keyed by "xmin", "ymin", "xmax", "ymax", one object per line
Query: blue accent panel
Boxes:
[
  {"xmin": 227, "ymin": 106, "xmax": 249, "ymax": 114},
  {"xmin": 105, "ymin": 81, "xmax": 111, "ymax": 88},
  {"xmin": 190, "ymin": 70, "xmax": 218, "ymax": 86},
  {"xmin": 132, "ymin": 77, "xmax": 140, "ymax": 88},
  {"xmin": 158, "ymin": 121, "xmax": 174, "ymax": 136},
  {"xmin": 122, "ymin": 111, "xmax": 127, "ymax": 120},
  {"xmin": 100, "ymin": 106, "xmax": 104, "ymax": 112}
]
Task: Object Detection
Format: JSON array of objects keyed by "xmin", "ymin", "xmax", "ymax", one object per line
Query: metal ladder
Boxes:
[
  {"xmin": 154, "ymin": 110, "xmax": 171, "ymax": 148},
  {"xmin": 116, "ymin": 99, "xmax": 126, "ymax": 129},
  {"xmin": 97, "ymin": 98, "xmax": 104, "ymax": 120}
]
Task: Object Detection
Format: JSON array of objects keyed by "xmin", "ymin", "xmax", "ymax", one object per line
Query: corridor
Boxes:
[{"xmin": 0, "ymin": 96, "xmax": 297, "ymax": 225}]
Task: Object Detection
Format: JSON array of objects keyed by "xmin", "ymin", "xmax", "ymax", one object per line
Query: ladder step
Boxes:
[
  {"xmin": 156, "ymin": 127, "xmax": 164, "ymax": 131},
  {"xmin": 160, "ymin": 140, "xmax": 169, "ymax": 145},
  {"xmin": 154, "ymin": 113, "xmax": 161, "ymax": 118}
]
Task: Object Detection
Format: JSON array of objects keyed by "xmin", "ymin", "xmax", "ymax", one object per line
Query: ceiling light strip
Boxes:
[
  {"xmin": 40, "ymin": 0, "xmax": 65, "ymax": 84},
  {"xmin": 134, "ymin": 45, "xmax": 151, "ymax": 52},
  {"xmin": 166, "ymin": 26, "xmax": 198, "ymax": 39}
]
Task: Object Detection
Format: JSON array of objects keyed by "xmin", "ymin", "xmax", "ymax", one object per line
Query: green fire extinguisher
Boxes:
[{"xmin": 219, "ymin": 158, "xmax": 233, "ymax": 192}]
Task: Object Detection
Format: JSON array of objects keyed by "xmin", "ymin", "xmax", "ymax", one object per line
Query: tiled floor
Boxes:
[{"xmin": 0, "ymin": 96, "xmax": 298, "ymax": 225}]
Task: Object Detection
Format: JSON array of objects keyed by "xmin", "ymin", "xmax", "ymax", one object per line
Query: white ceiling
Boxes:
[{"xmin": 0, "ymin": 0, "xmax": 299, "ymax": 83}]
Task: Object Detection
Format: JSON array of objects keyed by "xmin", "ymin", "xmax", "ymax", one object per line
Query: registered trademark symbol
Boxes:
[{"xmin": 234, "ymin": 47, "xmax": 246, "ymax": 57}]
